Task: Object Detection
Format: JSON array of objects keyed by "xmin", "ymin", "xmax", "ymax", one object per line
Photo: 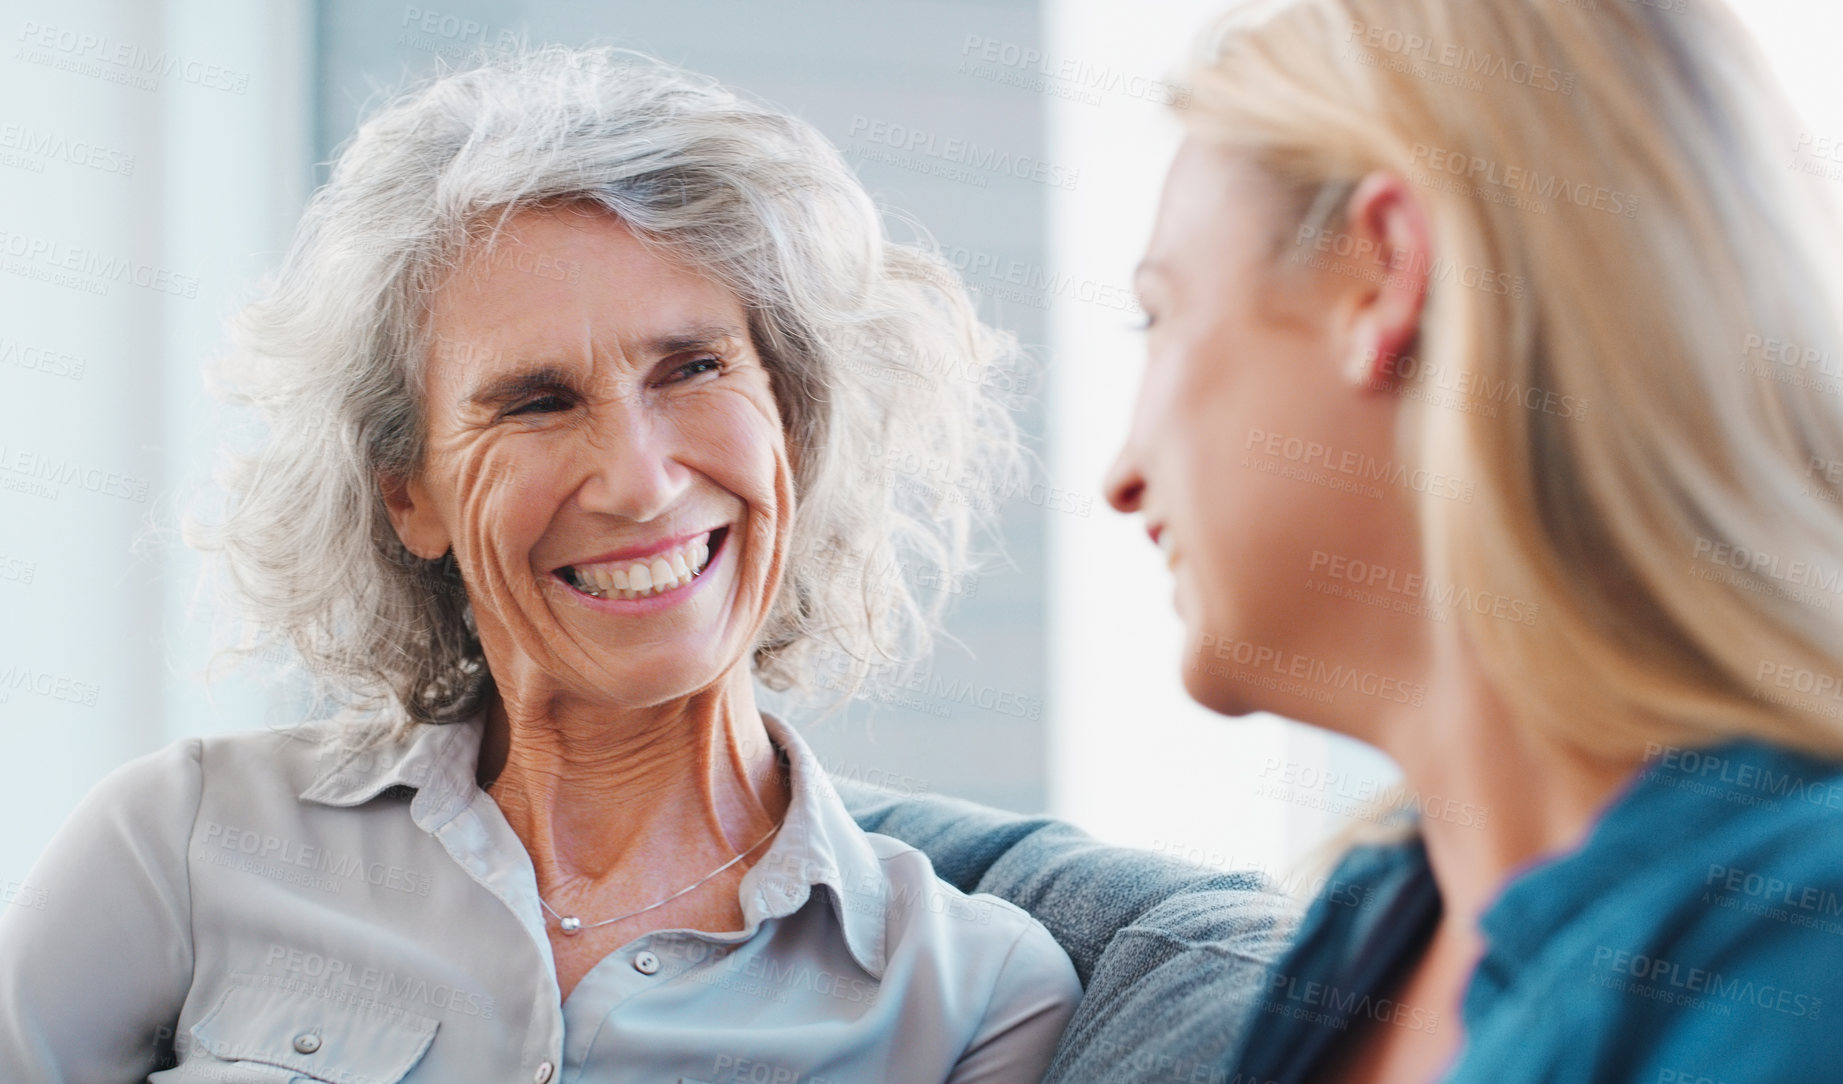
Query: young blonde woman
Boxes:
[{"xmin": 841, "ymin": 0, "xmax": 1843, "ymax": 1080}]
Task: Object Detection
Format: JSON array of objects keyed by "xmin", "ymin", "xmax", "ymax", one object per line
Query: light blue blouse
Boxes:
[{"xmin": 0, "ymin": 708, "xmax": 1079, "ymax": 1082}]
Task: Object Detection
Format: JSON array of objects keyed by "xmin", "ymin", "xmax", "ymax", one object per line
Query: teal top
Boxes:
[{"xmin": 1233, "ymin": 739, "xmax": 1843, "ymax": 1082}]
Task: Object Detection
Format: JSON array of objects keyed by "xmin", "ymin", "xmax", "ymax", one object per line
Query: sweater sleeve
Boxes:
[{"xmin": 0, "ymin": 739, "xmax": 202, "ymax": 1081}]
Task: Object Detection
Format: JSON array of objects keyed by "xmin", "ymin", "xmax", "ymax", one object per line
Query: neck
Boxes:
[
  {"xmin": 1366, "ymin": 641, "xmax": 1642, "ymax": 944},
  {"xmin": 478, "ymin": 666, "xmax": 790, "ymax": 897}
]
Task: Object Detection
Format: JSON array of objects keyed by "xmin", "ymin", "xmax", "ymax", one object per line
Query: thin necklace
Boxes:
[{"xmin": 538, "ymin": 816, "xmax": 786, "ymax": 936}]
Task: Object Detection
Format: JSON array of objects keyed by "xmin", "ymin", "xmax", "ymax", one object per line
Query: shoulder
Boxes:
[
  {"xmin": 860, "ymin": 830, "xmax": 1079, "ymax": 995},
  {"xmin": 35, "ymin": 736, "xmax": 209, "ymax": 868},
  {"xmin": 194, "ymin": 718, "xmax": 344, "ymax": 794},
  {"xmin": 863, "ymin": 829, "xmax": 1065, "ymax": 951},
  {"xmin": 72, "ymin": 714, "xmax": 394, "ymax": 843},
  {"xmin": 1469, "ymin": 749, "xmax": 1843, "ymax": 1077},
  {"xmin": 1623, "ymin": 747, "xmax": 1843, "ymax": 965}
]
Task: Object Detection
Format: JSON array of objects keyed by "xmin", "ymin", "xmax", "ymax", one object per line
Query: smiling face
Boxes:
[
  {"xmin": 1105, "ymin": 140, "xmax": 1429, "ymax": 725},
  {"xmin": 382, "ymin": 205, "xmax": 792, "ymax": 712}
]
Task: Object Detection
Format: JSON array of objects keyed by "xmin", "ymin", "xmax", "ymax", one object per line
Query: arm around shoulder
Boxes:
[{"xmin": 0, "ymin": 738, "xmax": 203, "ymax": 1081}]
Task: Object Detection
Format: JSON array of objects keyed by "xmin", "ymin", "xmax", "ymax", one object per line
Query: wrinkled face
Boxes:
[
  {"xmin": 1106, "ymin": 140, "xmax": 1420, "ymax": 719},
  {"xmin": 385, "ymin": 206, "xmax": 792, "ymax": 710}
]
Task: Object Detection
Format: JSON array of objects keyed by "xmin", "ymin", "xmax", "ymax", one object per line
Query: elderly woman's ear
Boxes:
[{"xmin": 378, "ymin": 469, "xmax": 452, "ymax": 561}]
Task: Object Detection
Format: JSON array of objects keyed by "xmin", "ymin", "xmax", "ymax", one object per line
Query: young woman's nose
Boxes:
[{"xmin": 1104, "ymin": 444, "xmax": 1147, "ymax": 515}]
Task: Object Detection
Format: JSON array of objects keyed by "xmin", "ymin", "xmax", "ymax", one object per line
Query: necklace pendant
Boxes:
[{"xmin": 559, "ymin": 916, "xmax": 582, "ymax": 935}]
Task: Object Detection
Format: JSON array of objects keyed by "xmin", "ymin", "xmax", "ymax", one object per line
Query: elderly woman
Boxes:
[
  {"xmin": 0, "ymin": 49, "xmax": 1079, "ymax": 1082},
  {"xmin": 838, "ymin": 0, "xmax": 1843, "ymax": 1081}
]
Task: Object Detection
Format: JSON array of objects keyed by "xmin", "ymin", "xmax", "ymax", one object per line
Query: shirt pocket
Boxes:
[{"xmin": 184, "ymin": 973, "xmax": 440, "ymax": 1084}]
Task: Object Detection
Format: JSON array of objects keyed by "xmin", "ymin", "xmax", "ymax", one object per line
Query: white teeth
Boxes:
[{"xmin": 566, "ymin": 530, "xmax": 719, "ymax": 600}]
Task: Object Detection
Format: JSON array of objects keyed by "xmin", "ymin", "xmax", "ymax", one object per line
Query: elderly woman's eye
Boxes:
[
  {"xmin": 660, "ymin": 356, "xmax": 723, "ymax": 384},
  {"xmin": 505, "ymin": 393, "xmax": 572, "ymax": 417}
]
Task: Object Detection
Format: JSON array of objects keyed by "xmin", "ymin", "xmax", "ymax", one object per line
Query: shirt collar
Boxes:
[
  {"xmin": 297, "ymin": 710, "xmax": 481, "ymax": 826},
  {"xmin": 298, "ymin": 704, "xmax": 891, "ymax": 978},
  {"xmin": 738, "ymin": 711, "xmax": 890, "ymax": 978}
]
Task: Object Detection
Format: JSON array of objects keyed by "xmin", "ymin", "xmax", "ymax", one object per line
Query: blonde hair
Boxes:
[{"xmin": 1183, "ymin": 0, "xmax": 1843, "ymax": 763}]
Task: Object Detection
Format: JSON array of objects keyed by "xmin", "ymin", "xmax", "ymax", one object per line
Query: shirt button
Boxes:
[
  {"xmin": 633, "ymin": 950, "xmax": 661, "ymax": 975},
  {"xmin": 533, "ymin": 1061, "xmax": 554, "ymax": 1084},
  {"xmin": 292, "ymin": 1031, "xmax": 321, "ymax": 1054}
]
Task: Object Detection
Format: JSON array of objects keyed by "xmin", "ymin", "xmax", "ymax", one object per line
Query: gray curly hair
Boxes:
[{"xmin": 188, "ymin": 46, "xmax": 1025, "ymax": 736}]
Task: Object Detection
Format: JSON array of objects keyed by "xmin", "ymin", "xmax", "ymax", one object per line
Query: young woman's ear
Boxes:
[{"xmin": 1335, "ymin": 171, "xmax": 1432, "ymax": 389}]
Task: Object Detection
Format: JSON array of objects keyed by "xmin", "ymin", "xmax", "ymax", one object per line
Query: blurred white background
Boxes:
[{"xmin": 3, "ymin": 0, "xmax": 1840, "ymax": 901}]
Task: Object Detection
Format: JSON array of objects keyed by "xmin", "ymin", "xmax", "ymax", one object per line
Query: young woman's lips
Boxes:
[{"xmin": 552, "ymin": 526, "xmax": 730, "ymax": 613}]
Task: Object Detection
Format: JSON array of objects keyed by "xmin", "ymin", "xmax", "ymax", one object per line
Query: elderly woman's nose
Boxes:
[{"xmin": 573, "ymin": 411, "xmax": 692, "ymax": 519}]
